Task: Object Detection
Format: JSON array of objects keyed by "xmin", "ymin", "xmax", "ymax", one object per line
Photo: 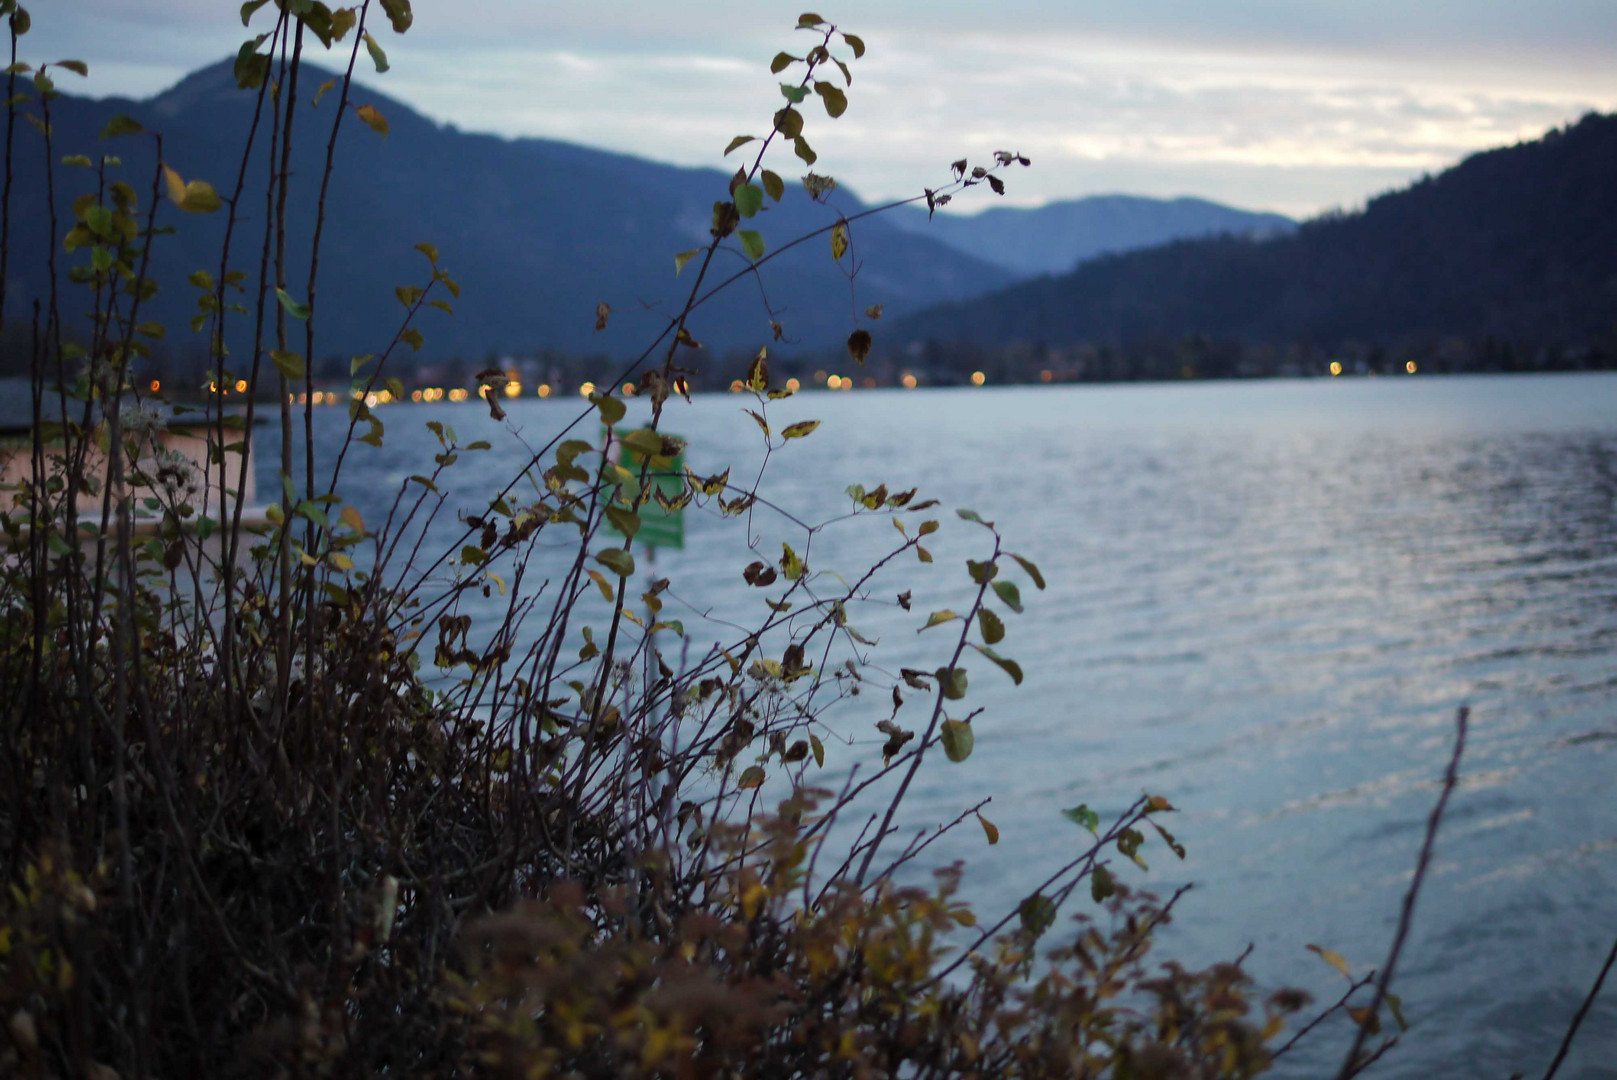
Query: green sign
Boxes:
[{"xmin": 603, "ymin": 425, "xmax": 686, "ymax": 550}]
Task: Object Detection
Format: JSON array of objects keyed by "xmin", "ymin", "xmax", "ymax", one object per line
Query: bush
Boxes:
[{"xmin": 0, "ymin": 3, "xmax": 1507, "ymax": 1077}]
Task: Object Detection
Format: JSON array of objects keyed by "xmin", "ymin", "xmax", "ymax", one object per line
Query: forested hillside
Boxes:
[{"xmin": 897, "ymin": 113, "xmax": 1617, "ymax": 365}]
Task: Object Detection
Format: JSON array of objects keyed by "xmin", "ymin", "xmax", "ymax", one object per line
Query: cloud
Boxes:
[{"xmin": 26, "ymin": 1, "xmax": 1617, "ymax": 218}]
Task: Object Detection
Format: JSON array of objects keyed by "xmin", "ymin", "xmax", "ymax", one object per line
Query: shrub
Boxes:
[{"xmin": 0, "ymin": 3, "xmax": 1498, "ymax": 1077}]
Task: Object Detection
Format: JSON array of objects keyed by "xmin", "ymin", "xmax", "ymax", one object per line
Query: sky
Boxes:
[{"xmin": 29, "ymin": 1, "xmax": 1617, "ymax": 219}]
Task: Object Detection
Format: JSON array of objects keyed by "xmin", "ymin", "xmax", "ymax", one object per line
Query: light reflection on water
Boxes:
[{"xmin": 269, "ymin": 372, "xmax": 1617, "ymax": 1078}]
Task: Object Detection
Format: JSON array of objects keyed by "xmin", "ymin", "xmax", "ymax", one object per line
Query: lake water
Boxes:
[{"xmin": 268, "ymin": 372, "xmax": 1617, "ymax": 1078}]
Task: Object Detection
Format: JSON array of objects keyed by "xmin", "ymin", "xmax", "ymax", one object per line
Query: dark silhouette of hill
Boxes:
[
  {"xmin": 887, "ymin": 195, "xmax": 1293, "ymax": 277},
  {"xmin": 896, "ymin": 113, "xmax": 1617, "ymax": 357},
  {"xmin": 4, "ymin": 59, "xmax": 1015, "ymax": 369}
]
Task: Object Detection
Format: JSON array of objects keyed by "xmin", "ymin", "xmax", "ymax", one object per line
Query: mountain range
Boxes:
[
  {"xmin": 890, "ymin": 196, "xmax": 1293, "ymax": 278},
  {"xmin": 4, "ymin": 58, "xmax": 1291, "ymax": 370},
  {"xmin": 894, "ymin": 112, "xmax": 1617, "ymax": 358}
]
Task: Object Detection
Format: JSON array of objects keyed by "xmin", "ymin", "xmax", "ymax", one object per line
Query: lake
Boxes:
[{"xmin": 268, "ymin": 371, "xmax": 1617, "ymax": 1078}]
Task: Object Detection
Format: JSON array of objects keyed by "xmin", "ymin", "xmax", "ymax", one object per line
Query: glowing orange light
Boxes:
[
  {"xmin": 411, "ymin": 390, "xmax": 423, "ymax": 402},
  {"xmin": 503, "ymin": 381, "xmax": 522, "ymax": 398},
  {"xmin": 901, "ymin": 373, "xmax": 918, "ymax": 389},
  {"xmin": 148, "ymin": 380, "xmax": 161, "ymax": 393},
  {"xmin": 1329, "ymin": 361, "xmax": 1343, "ymax": 376},
  {"xmin": 1406, "ymin": 360, "xmax": 1417, "ymax": 374},
  {"xmin": 1040, "ymin": 369, "xmax": 1053, "ymax": 383},
  {"xmin": 826, "ymin": 375, "xmax": 842, "ymax": 390},
  {"xmin": 970, "ymin": 371, "xmax": 986, "ymax": 386},
  {"xmin": 622, "ymin": 382, "xmax": 636, "ymax": 396},
  {"xmin": 785, "ymin": 377, "xmax": 801, "ymax": 392},
  {"xmin": 537, "ymin": 383, "xmax": 552, "ymax": 398},
  {"xmin": 578, "ymin": 381, "xmax": 596, "ymax": 397},
  {"xmin": 729, "ymin": 379, "xmax": 745, "ymax": 393},
  {"xmin": 235, "ymin": 379, "xmax": 248, "ymax": 393}
]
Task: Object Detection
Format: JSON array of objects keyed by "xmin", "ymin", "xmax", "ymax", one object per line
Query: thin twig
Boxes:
[
  {"xmin": 1541, "ymin": 933, "xmax": 1617, "ymax": 1080},
  {"xmin": 1335, "ymin": 705, "xmax": 1469, "ymax": 1079}
]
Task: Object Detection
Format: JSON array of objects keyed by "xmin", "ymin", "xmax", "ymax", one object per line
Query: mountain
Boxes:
[
  {"xmin": 886, "ymin": 195, "xmax": 1293, "ymax": 278},
  {"xmin": 895, "ymin": 113, "xmax": 1617, "ymax": 359},
  {"xmin": 2, "ymin": 59, "xmax": 1014, "ymax": 372}
]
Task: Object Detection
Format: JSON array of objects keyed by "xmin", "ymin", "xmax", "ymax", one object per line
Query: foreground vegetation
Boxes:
[{"xmin": 1, "ymin": 3, "xmax": 1607, "ymax": 1077}]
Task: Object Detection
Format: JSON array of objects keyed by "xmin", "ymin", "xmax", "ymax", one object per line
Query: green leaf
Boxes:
[
  {"xmin": 941, "ymin": 718, "xmax": 974, "ymax": 762},
  {"xmin": 460, "ymin": 545, "xmax": 487, "ymax": 566},
  {"xmin": 350, "ymin": 354, "xmax": 374, "ymax": 375},
  {"xmin": 956, "ymin": 507, "xmax": 993, "ymax": 527},
  {"xmin": 967, "ymin": 558, "xmax": 997, "ymax": 584},
  {"xmin": 240, "ymin": 0, "xmax": 271, "ymax": 25},
  {"xmin": 769, "ymin": 52, "xmax": 796, "ymax": 74},
  {"xmin": 781, "ymin": 419, "xmax": 819, "ymax": 439},
  {"xmin": 363, "ymin": 32, "xmax": 389, "ymax": 73},
  {"xmin": 270, "ymin": 350, "xmax": 305, "ymax": 380},
  {"xmin": 595, "ymin": 547, "xmax": 635, "ymax": 577},
  {"xmin": 723, "ymin": 134, "xmax": 755, "ymax": 155},
  {"xmin": 977, "ymin": 608, "xmax": 1005, "ymax": 645},
  {"xmin": 761, "ymin": 169, "xmax": 785, "ymax": 202},
  {"xmin": 738, "ymin": 229, "xmax": 765, "ymax": 260},
  {"xmin": 276, "ymin": 289, "xmax": 311, "ymax": 320},
  {"xmin": 1386, "ymin": 992, "xmax": 1409, "ymax": 1032},
  {"xmin": 809, "ymin": 733, "xmax": 825, "ymax": 767},
  {"xmin": 977, "ymin": 813, "xmax": 999, "ymax": 844},
  {"xmin": 415, "ymin": 241, "xmax": 439, "ymax": 264},
  {"xmin": 233, "ymin": 38, "xmax": 268, "ymax": 89},
  {"xmin": 10, "ymin": 7, "xmax": 29, "ymax": 36},
  {"xmin": 734, "ymin": 182, "xmax": 764, "ymax": 218},
  {"xmin": 814, "ymin": 81, "xmax": 847, "ymax": 118},
  {"xmin": 841, "ymin": 32, "xmax": 866, "ymax": 58},
  {"xmin": 55, "ymin": 59, "xmax": 88, "ymax": 77},
  {"xmin": 604, "ymin": 505, "xmax": 640, "ymax": 539},
  {"xmin": 919, "ymin": 610, "xmax": 956, "ymax": 632},
  {"xmin": 793, "ymin": 136, "xmax": 817, "ymax": 165},
  {"xmin": 830, "ymin": 222, "xmax": 848, "ymax": 260},
  {"xmin": 972, "ymin": 644, "xmax": 1023, "ymax": 685},
  {"xmin": 1062, "ymin": 804, "xmax": 1100, "ymax": 834},
  {"xmin": 591, "ymin": 392, "xmax": 626, "ymax": 425},
  {"xmin": 674, "ymin": 248, "xmax": 701, "ymax": 275},
  {"xmin": 797, "ymin": 12, "xmax": 824, "ymax": 27},
  {"xmin": 620, "ymin": 428, "xmax": 665, "ymax": 458},
  {"xmin": 1090, "ymin": 865, "xmax": 1115, "ymax": 903},
  {"xmin": 1019, "ymin": 893, "xmax": 1056, "ymax": 937},
  {"xmin": 780, "ymin": 542, "xmax": 805, "ymax": 581},
  {"xmin": 60, "ymin": 154, "xmax": 92, "ymax": 167},
  {"xmin": 992, "ymin": 580, "xmax": 1023, "ymax": 614},
  {"xmin": 737, "ymin": 765, "xmax": 766, "ymax": 790},
  {"xmin": 100, "ymin": 114, "xmax": 144, "ymax": 139},
  {"xmin": 779, "ymin": 82, "xmax": 809, "ymax": 104},
  {"xmin": 937, "ymin": 666, "xmax": 967, "ymax": 700},
  {"xmin": 379, "ymin": 0, "xmax": 413, "ymax": 33},
  {"xmin": 1010, "ymin": 552, "xmax": 1046, "ymax": 590}
]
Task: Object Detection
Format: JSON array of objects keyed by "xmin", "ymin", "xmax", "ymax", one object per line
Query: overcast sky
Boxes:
[{"xmin": 31, "ymin": 1, "xmax": 1617, "ymax": 218}]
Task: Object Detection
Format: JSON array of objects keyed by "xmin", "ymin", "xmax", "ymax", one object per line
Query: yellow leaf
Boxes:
[
  {"xmin": 329, "ymin": 552, "xmax": 354, "ymax": 571},
  {"xmin": 178, "ymin": 180, "xmax": 221, "ymax": 214},
  {"xmin": 830, "ymin": 221, "xmax": 848, "ymax": 260},
  {"xmin": 585, "ymin": 569, "xmax": 614, "ymax": 601},
  {"xmin": 355, "ymin": 103, "xmax": 389, "ymax": 137},
  {"xmin": 977, "ymin": 813, "xmax": 999, "ymax": 845},
  {"xmin": 1307, "ymin": 944, "xmax": 1353, "ymax": 980},
  {"xmin": 340, "ymin": 505, "xmax": 365, "ymax": 534},
  {"xmin": 162, "ymin": 163, "xmax": 186, "ymax": 206}
]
